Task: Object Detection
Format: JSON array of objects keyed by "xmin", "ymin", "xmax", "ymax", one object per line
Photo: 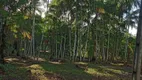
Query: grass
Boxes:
[
  {"xmin": 1, "ymin": 57, "xmax": 132, "ymax": 80},
  {"xmin": 40, "ymin": 62, "xmax": 93, "ymax": 80},
  {"xmin": 0, "ymin": 63, "xmax": 29, "ymax": 80},
  {"xmin": 38, "ymin": 61, "xmax": 132, "ymax": 80}
]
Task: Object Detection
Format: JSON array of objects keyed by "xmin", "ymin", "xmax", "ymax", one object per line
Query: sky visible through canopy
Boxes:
[
  {"xmin": 39, "ymin": 0, "xmax": 137, "ymax": 36},
  {"xmin": 129, "ymin": 28, "xmax": 137, "ymax": 36}
]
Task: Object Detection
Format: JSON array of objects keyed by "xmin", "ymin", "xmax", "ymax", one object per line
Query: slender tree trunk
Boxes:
[
  {"xmin": 29, "ymin": 40, "xmax": 32, "ymax": 56},
  {"xmin": 27, "ymin": 41, "xmax": 31, "ymax": 56},
  {"xmin": 16, "ymin": 39, "xmax": 20, "ymax": 56},
  {"xmin": 0, "ymin": 18, "xmax": 5, "ymax": 64},
  {"xmin": 69, "ymin": 27, "xmax": 72, "ymax": 60},
  {"xmin": 133, "ymin": 0, "xmax": 142, "ymax": 80},
  {"xmin": 79, "ymin": 33, "xmax": 82, "ymax": 62},
  {"xmin": 24, "ymin": 39, "xmax": 27, "ymax": 57},
  {"xmin": 106, "ymin": 30, "xmax": 110, "ymax": 61},
  {"xmin": 115, "ymin": 37, "xmax": 119, "ymax": 60},
  {"xmin": 32, "ymin": 0, "xmax": 36, "ymax": 59},
  {"xmin": 37, "ymin": 33, "xmax": 44, "ymax": 61},
  {"xmin": 55, "ymin": 39, "xmax": 58, "ymax": 58},
  {"xmin": 59, "ymin": 38, "xmax": 63, "ymax": 58},
  {"xmin": 73, "ymin": 29, "xmax": 77, "ymax": 61},
  {"xmin": 64, "ymin": 37, "xmax": 66, "ymax": 58},
  {"xmin": 102, "ymin": 31, "xmax": 105, "ymax": 61},
  {"xmin": 125, "ymin": 25, "xmax": 129, "ymax": 62},
  {"xmin": 83, "ymin": 28, "xmax": 89, "ymax": 61},
  {"xmin": 95, "ymin": 31, "xmax": 98, "ymax": 60}
]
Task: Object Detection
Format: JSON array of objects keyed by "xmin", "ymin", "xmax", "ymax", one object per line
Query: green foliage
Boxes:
[
  {"xmin": 38, "ymin": 61, "xmax": 132, "ymax": 80},
  {"xmin": 0, "ymin": 0, "xmax": 137, "ymax": 63},
  {"xmin": 0, "ymin": 64, "xmax": 28, "ymax": 80}
]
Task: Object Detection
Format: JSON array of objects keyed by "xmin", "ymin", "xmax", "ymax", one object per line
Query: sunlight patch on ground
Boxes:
[
  {"xmin": 86, "ymin": 65, "xmax": 126, "ymax": 78},
  {"xmin": 100, "ymin": 66, "xmax": 122, "ymax": 74},
  {"xmin": 110, "ymin": 63, "xmax": 124, "ymax": 66},
  {"xmin": 74, "ymin": 62, "xmax": 88, "ymax": 65},
  {"xmin": 29, "ymin": 64, "xmax": 44, "ymax": 70},
  {"xmin": 49, "ymin": 61, "xmax": 63, "ymax": 64},
  {"xmin": 28, "ymin": 57, "xmax": 46, "ymax": 62},
  {"xmin": 106, "ymin": 68, "xmax": 122, "ymax": 74},
  {"xmin": 86, "ymin": 68, "xmax": 113, "ymax": 77},
  {"xmin": 5, "ymin": 58, "xmax": 19, "ymax": 62},
  {"xmin": 29, "ymin": 64, "xmax": 49, "ymax": 80}
]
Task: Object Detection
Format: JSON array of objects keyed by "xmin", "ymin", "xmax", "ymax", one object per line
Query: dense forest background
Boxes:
[{"xmin": 0, "ymin": 0, "xmax": 142, "ymax": 80}]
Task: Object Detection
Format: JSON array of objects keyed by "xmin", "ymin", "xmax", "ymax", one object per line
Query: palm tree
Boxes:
[
  {"xmin": 124, "ymin": 9, "xmax": 139, "ymax": 62},
  {"xmin": 132, "ymin": 0, "xmax": 142, "ymax": 80}
]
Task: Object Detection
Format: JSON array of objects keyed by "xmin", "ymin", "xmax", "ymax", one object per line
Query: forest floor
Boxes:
[{"xmin": 0, "ymin": 56, "xmax": 133, "ymax": 80}]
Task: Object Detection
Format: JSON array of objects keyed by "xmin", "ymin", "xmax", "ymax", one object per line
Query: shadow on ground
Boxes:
[{"xmin": 1, "ymin": 56, "xmax": 133, "ymax": 80}]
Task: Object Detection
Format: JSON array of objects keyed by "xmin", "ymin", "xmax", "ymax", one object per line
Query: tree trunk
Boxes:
[
  {"xmin": 125, "ymin": 25, "xmax": 129, "ymax": 62},
  {"xmin": 102, "ymin": 31, "xmax": 105, "ymax": 61},
  {"xmin": 37, "ymin": 33, "xmax": 44, "ymax": 60},
  {"xmin": 73, "ymin": 28, "xmax": 77, "ymax": 61},
  {"xmin": 132, "ymin": 0, "xmax": 142, "ymax": 80},
  {"xmin": 24, "ymin": 39, "xmax": 27, "ymax": 57},
  {"xmin": 95, "ymin": 31, "xmax": 98, "ymax": 60},
  {"xmin": 69, "ymin": 27, "xmax": 72, "ymax": 61},
  {"xmin": 0, "ymin": 20, "xmax": 6, "ymax": 64},
  {"xmin": 32, "ymin": 0, "xmax": 36, "ymax": 59},
  {"xmin": 106, "ymin": 30, "xmax": 110, "ymax": 61},
  {"xmin": 0, "ymin": 18, "xmax": 5, "ymax": 64}
]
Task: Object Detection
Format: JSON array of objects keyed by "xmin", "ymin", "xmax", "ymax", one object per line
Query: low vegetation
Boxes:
[{"xmin": 0, "ymin": 56, "xmax": 132, "ymax": 80}]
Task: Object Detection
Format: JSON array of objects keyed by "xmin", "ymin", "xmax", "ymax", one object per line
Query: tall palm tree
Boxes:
[
  {"xmin": 124, "ymin": 9, "xmax": 139, "ymax": 62},
  {"xmin": 132, "ymin": 0, "xmax": 142, "ymax": 80}
]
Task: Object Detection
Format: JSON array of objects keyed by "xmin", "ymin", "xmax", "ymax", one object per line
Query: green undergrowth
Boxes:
[
  {"xmin": 0, "ymin": 63, "xmax": 29, "ymax": 80},
  {"xmin": 0, "ymin": 57, "xmax": 132, "ymax": 80},
  {"xmin": 40, "ymin": 62, "xmax": 93, "ymax": 80},
  {"xmin": 39, "ymin": 61, "xmax": 132, "ymax": 80}
]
